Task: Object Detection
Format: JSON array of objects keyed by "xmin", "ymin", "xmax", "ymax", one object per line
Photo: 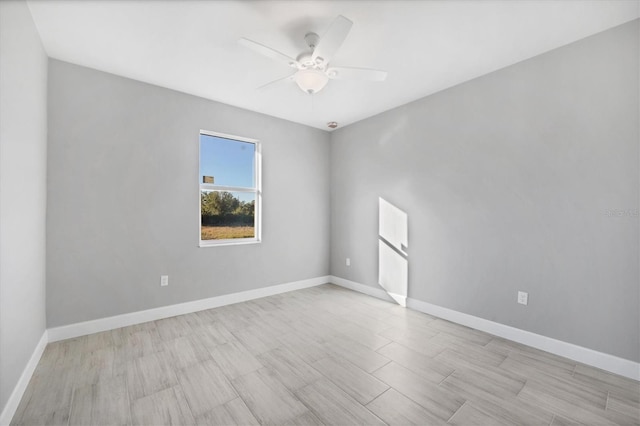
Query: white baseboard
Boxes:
[
  {"xmin": 48, "ymin": 275, "xmax": 330, "ymax": 342},
  {"xmin": 5, "ymin": 273, "xmax": 636, "ymax": 426},
  {"xmin": 329, "ymin": 276, "xmax": 395, "ymax": 301},
  {"xmin": 0, "ymin": 331, "xmax": 48, "ymax": 426},
  {"xmin": 407, "ymin": 298, "xmax": 640, "ymax": 381},
  {"xmin": 329, "ymin": 276, "xmax": 640, "ymax": 381}
]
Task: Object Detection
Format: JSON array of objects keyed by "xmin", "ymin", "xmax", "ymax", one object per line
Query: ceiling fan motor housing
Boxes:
[{"xmin": 296, "ymin": 53, "xmax": 316, "ymax": 69}]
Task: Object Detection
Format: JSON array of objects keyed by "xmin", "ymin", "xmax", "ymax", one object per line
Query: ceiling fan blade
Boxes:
[
  {"xmin": 312, "ymin": 15, "xmax": 353, "ymax": 67},
  {"xmin": 238, "ymin": 38, "xmax": 300, "ymax": 69},
  {"xmin": 257, "ymin": 73, "xmax": 296, "ymax": 90},
  {"xmin": 326, "ymin": 67, "xmax": 387, "ymax": 82}
]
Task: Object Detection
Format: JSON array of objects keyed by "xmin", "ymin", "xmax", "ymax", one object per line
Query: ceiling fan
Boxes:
[{"xmin": 239, "ymin": 15, "xmax": 387, "ymax": 95}]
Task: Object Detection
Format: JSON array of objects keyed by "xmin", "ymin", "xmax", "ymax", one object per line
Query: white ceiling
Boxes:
[{"xmin": 27, "ymin": 0, "xmax": 639, "ymax": 131}]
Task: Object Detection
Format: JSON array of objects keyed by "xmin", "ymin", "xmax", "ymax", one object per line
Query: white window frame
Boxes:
[{"xmin": 199, "ymin": 130, "xmax": 262, "ymax": 247}]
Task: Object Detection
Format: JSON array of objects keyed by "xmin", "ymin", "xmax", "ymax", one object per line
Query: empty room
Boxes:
[{"xmin": 1, "ymin": 0, "xmax": 639, "ymax": 425}]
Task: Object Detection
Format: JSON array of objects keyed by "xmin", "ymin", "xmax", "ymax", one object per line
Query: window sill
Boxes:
[{"xmin": 199, "ymin": 238, "xmax": 261, "ymax": 248}]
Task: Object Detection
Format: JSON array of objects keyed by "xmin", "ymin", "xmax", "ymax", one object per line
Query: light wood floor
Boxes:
[{"xmin": 12, "ymin": 284, "xmax": 640, "ymax": 425}]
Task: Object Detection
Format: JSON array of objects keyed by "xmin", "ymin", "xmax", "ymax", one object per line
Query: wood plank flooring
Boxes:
[{"xmin": 12, "ymin": 284, "xmax": 640, "ymax": 425}]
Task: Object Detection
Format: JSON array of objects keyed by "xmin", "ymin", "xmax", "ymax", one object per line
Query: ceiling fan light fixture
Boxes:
[{"xmin": 295, "ymin": 69, "xmax": 329, "ymax": 94}]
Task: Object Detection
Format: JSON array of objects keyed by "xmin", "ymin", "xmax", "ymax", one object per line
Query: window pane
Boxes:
[
  {"xmin": 201, "ymin": 190, "xmax": 255, "ymax": 240},
  {"xmin": 200, "ymin": 134, "xmax": 255, "ymax": 187}
]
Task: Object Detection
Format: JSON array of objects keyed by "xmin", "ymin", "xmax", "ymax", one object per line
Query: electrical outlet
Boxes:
[
  {"xmin": 346, "ymin": 258, "xmax": 351, "ymax": 267},
  {"xmin": 160, "ymin": 275, "xmax": 169, "ymax": 287},
  {"xmin": 517, "ymin": 291, "xmax": 528, "ymax": 305}
]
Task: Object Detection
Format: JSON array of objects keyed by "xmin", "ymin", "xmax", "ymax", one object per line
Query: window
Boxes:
[{"xmin": 199, "ymin": 130, "xmax": 261, "ymax": 246}]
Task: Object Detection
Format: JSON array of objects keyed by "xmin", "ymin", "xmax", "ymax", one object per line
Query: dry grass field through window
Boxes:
[{"xmin": 201, "ymin": 225, "xmax": 254, "ymax": 240}]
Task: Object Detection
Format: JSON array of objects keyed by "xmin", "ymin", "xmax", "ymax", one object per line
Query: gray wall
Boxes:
[
  {"xmin": 331, "ymin": 20, "xmax": 639, "ymax": 362},
  {"xmin": 0, "ymin": 0, "xmax": 48, "ymax": 413},
  {"xmin": 47, "ymin": 60, "xmax": 331, "ymax": 327}
]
